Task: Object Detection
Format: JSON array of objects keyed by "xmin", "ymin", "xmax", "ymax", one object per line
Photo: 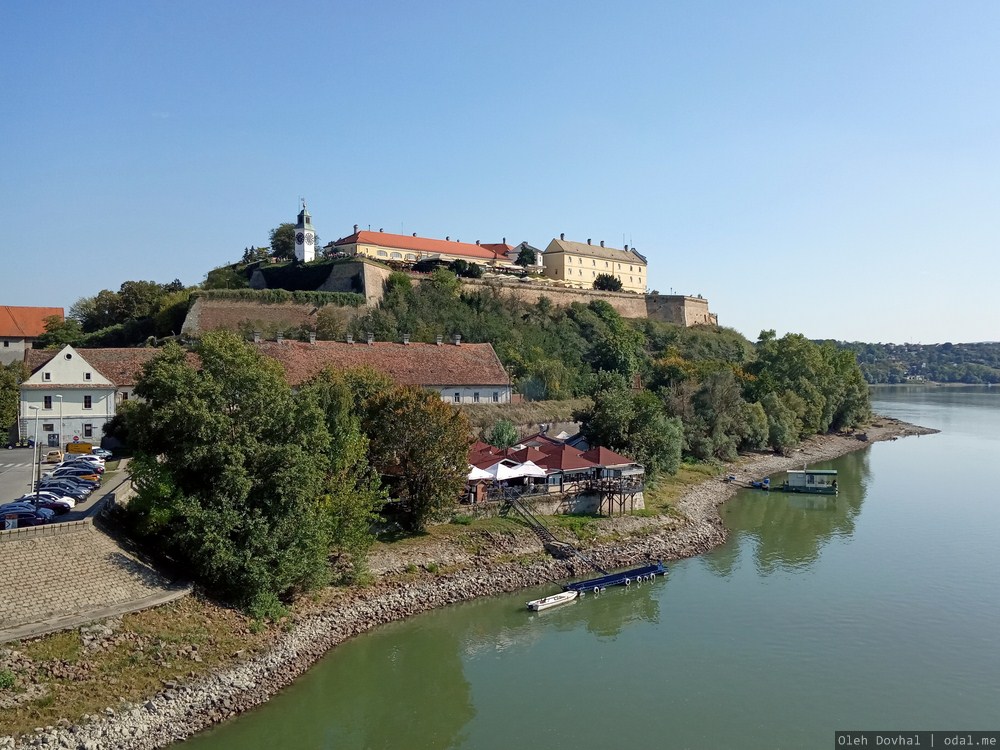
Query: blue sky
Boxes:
[{"xmin": 2, "ymin": 1, "xmax": 998, "ymax": 344}]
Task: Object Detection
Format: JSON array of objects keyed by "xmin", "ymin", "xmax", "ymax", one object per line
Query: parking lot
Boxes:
[{"xmin": 1, "ymin": 448, "xmax": 127, "ymax": 524}]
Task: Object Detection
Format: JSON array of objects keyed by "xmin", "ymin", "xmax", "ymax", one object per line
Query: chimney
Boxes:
[
  {"xmin": 435, "ymin": 335, "xmax": 443, "ymax": 345},
  {"xmin": 412, "ymin": 232, "xmax": 417, "ymax": 237},
  {"xmin": 252, "ymin": 331, "xmax": 261, "ymax": 344},
  {"xmin": 502, "ymin": 237, "xmax": 506, "ymax": 244},
  {"xmin": 587, "ymin": 238, "xmax": 592, "ymax": 245},
  {"xmin": 366, "ymin": 332, "xmax": 374, "ymax": 345},
  {"xmin": 446, "ymin": 236, "xmax": 450, "ymax": 241},
  {"xmin": 308, "ymin": 331, "xmax": 316, "ymax": 344},
  {"xmin": 560, "ymin": 232, "xmax": 565, "ymax": 240},
  {"xmin": 453, "ymin": 333, "xmax": 462, "ymax": 346},
  {"xmin": 276, "ymin": 331, "xmax": 284, "ymax": 344},
  {"xmin": 600, "ymin": 240, "xmax": 605, "ymax": 248},
  {"xmin": 624, "ymin": 244, "xmax": 629, "ymax": 251},
  {"xmin": 476, "ymin": 240, "xmax": 480, "ymax": 245},
  {"xmin": 402, "ymin": 333, "xmax": 410, "ymax": 345},
  {"xmin": 379, "ymin": 228, "xmax": 383, "ymax": 232},
  {"xmin": 353, "ymin": 224, "xmax": 359, "ymax": 233},
  {"xmin": 346, "ymin": 333, "xmax": 353, "ymax": 344}
]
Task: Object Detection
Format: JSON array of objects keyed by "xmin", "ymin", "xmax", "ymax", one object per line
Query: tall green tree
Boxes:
[
  {"xmin": 593, "ymin": 273, "xmax": 623, "ymax": 292},
  {"xmin": 0, "ymin": 361, "xmax": 27, "ymax": 434},
  {"xmin": 270, "ymin": 223, "xmax": 297, "ymax": 261},
  {"xmin": 515, "ymin": 245, "xmax": 537, "ymax": 267},
  {"xmin": 486, "ymin": 419, "xmax": 518, "ymax": 449},
  {"xmin": 122, "ymin": 332, "xmax": 338, "ymax": 616},
  {"xmin": 361, "ymin": 386, "xmax": 470, "ymax": 531}
]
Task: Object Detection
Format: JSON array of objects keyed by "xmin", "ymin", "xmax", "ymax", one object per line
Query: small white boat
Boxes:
[{"xmin": 526, "ymin": 590, "xmax": 578, "ymax": 611}]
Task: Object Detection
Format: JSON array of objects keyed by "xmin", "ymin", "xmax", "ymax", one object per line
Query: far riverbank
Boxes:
[{"xmin": 1, "ymin": 416, "xmax": 937, "ymax": 750}]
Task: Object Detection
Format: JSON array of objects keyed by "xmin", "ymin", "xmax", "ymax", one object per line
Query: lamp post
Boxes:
[
  {"xmin": 28, "ymin": 405, "xmax": 39, "ymax": 500},
  {"xmin": 55, "ymin": 394, "xmax": 63, "ymax": 451}
]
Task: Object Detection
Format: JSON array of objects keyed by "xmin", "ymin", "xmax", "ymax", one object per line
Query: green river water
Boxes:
[{"xmin": 181, "ymin": 386, "xmax": 1000, "ymax": 749}]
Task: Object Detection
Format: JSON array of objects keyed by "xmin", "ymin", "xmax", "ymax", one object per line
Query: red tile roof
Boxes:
[
  {"xmin": 24, "ymin": 348, "xmax": 165, "ymax": 386},
  {"xmin": 502, "ymin": 446, "xmax": 548, "ymax": 463},
  {"xmin": 335, "ymin": 231, "xmax": 509, "ymax": 262},
  {"xmin": 533, "ymin": 445, "xmax": 596, "ymax": 472},
  {"xmin": 255, "ymin": 340, "xmax": 510, "ymax": 388},
  {"xmin": 581, "ymin": 446, "xmax": 635, "ymax": 466},
  {"xmin": 0, "ymin": 306, "xmax": 63, "ymax": 338}
]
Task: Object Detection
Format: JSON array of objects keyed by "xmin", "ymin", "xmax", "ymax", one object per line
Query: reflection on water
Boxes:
[{"xmin": 709, "ymin": 449, "xmax": 871, "ymax": 576}]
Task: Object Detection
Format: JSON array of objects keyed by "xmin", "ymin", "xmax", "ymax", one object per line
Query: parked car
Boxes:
[
  {"xmin": 37, "ymin": 479, "xmax": 95, "ymax": 496},
  {"xmin": 60, "ymin": 460, "xmax": 104, "ymax": 474},
  {"xmin": 90, "ymin": 448, "xmax": 113, "ymax": 459},
  {"xmin": 46, "ymin": 468, "xmax": 100, "ymax": 481},
  {"xmin": 43, "ymin": 450, "xmax": 64, "ymax": 463},
  {"xmin": 0, "ymin": 507, "xmax": 55, "ymax": 528},
  {"xmin": 15, "ymin": 491, "xmax": 76, "ymax": 510}
]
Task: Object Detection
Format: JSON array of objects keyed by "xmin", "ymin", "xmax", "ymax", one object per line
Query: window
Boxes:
[
  {"xmin": 453, "ymin": 392, "xmax": 461, "ymax": 403},
  {"xmin": 390, "ymin": 252, "xmax": 402, "ymax": 259},
  {"xmin": 42, "ymin": 423, "xmax": 54, "ymax": 431},
  {"xmin": 405, "ymin": 253, "xmax": 417, "ymax": 261},
  {"xmin": 43, "ymin": 372, "xmax": 51, "ymax": 381},
  {"xmin": 120, "ymin": 392, "xmax": 129, "ymax": 402},
  {"xmin": 2, "ymin": 341, "xmax": 8, "ymax": 348},
  {"xmin": 473, "ymin": 392, "xmax": 480, "ymax": 403},
  {"xmin": 377, "ymin": 250, "xmax": 388, "ymax": 257},
  {"xmin": 592, "ymin": 259, "xmax": 595, "ymax": 266},
  {"xmin": 44, "ymin": 396, "xmax": 52, "ymax": 409},
  {"xmin": 492, "ymin": 392, "xmax": 499, "ymax": 403},
  {"xmin": 84, "ymin": 395, "xmax": 92, "ymax": 409},
  {"xmin": 84, "ymin": 424, "xmax": 93, "ymax": 438},
  {"xmin": 84, "ymin": 372, "xmax": 92, "ymax": 381}
]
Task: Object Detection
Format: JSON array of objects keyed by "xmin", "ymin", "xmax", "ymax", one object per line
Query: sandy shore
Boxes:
[{"xmin": 1, "ymin": 416, "xmax": 937, "ymax": 750}]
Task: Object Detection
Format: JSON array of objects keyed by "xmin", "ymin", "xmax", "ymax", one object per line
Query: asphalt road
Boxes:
[{"xmin": 0, "ymin": 446, "xmax": 38, "ymax": 502}]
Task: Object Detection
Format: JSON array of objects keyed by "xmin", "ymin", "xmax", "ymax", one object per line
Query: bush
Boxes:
[
  {"xmin": 0, "ymin": 669, "xmax": 15, "ymax": 690},
  {"xmin": 192, "ymin": 288, "xmax": 365, "ymax": 307}
]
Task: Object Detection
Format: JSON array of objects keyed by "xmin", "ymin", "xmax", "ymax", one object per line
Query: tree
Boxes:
[
  {"xmin": 515, "ymin": 245, "xmax": 537, "ymax": 267},
  {"xmin": 362, "ymin": 386, "xmax": 470, "ymax": 530},
  {"xmin": 121, "ymin": 332, "xmax": 342, "ymax": 616},
  {"xmin": 486, "ymin": 419, "xmax": 518, "ymax": 449},
  {"xmin": 593, "ymin": 273, "xmax": 623, "ymax": 292},
  {"xmin": 37, "ymin": 315, "xmax": 84, "ymax": 348},
  {"xmin": 270, "ymin": 223, "xmax": 297, "ymax": 261},
  {"xmin": 0, "ymin": 361, "xmax": 27, "ymax": 434}
]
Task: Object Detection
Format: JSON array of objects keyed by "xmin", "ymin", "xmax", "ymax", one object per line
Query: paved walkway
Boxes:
[{"xmin": 0, "ymin": 458, "xmax": 192, "ymax": 644}]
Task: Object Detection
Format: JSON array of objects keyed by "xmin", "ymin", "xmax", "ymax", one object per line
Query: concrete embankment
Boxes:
[{"xmin": 0, "ymin": 417, "xmax": 936, "ymax": 750}]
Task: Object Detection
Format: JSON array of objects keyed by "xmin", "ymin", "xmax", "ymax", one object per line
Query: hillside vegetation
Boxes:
[{"xmin": 831, "ymin": 340, "xmax": 1000, "ymax": 384}]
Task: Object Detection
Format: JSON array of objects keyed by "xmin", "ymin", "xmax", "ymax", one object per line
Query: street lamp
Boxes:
[
  {"xmin": 28, "ymin": 405, "xmax": 39, "ymax": 500},
  {"xmin": 55, "ymin": 394, "xmax": 63, "ymax": 451}
]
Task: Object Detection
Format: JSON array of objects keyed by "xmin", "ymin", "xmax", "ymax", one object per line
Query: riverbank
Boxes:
[{"xmin": 0, "ymin": 416, "xmax": 936, "ymax": 750}]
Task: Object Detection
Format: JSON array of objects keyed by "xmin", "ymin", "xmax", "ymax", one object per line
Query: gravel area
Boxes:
[{"xmin": 0, "ymin": 417, "xmax": 935, "ymax": 750}]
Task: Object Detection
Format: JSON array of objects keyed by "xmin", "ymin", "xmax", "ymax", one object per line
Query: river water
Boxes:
[{"xmin": 182, "ymin": 386, "xmax": 1000, "ymax": 750}]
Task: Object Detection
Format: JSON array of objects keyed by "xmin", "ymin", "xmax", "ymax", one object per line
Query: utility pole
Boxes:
[
  {"xmin": 55, "ymin": 394, "xmax": 63, "ymax": 451},
  {"xmin": 29, "ymin": 405, "xmax": 39, "ymax": 500}
]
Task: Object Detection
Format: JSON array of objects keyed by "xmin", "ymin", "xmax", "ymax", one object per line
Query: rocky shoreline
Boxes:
[{"xmin": 1, "ymin": 416, "xmax": 936, "ymax": 750}]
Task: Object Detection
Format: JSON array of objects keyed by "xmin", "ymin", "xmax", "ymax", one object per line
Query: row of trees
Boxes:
[
  {"xmin": 354, "ymin": 271, "xmax": 871, "ymax": 466},
  {"xmin": 116, "ymin": 332, "xmax": 470, "ymax": 617},
  {"xmin": 835, "ymin": 341, "xmax": 1000, "ymax": 384}
]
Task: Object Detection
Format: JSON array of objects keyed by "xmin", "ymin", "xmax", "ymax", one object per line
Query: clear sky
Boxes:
[{"xmin": 2, "ymin": 1, "xmax": 998, "ymax": 344}]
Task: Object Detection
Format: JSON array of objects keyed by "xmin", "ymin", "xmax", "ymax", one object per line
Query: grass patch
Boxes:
[
  {"xmin": 548, "ymin": 513, "xmax": 602, "ymax": 543},
  {"xmin": 1, "ymin": 595, "xmax": 273, "ymax": 738},
  {"xmin": 642, "ymin": 462, "xmax": 721, "ymax": 516}
]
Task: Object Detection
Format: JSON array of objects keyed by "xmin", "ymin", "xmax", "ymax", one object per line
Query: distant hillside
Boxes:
[{"xmin": 829, "ymin": 341, "xmax": 1000, "ymax": 384}]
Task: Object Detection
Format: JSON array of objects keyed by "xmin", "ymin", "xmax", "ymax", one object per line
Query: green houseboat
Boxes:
[{"xmin": 780, "ymin": 468, "xmax": 838, "ymax": 495}]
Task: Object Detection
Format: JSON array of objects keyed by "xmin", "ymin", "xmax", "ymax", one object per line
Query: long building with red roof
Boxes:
[{"xmin": 334, "ymin": 226, "xmax": 516, "ymax": 268}]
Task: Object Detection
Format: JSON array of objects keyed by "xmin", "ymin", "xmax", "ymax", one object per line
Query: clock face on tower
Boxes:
[
  {"xmin": 295, "ymin": 232, "xmax": 304, "ymax": 245},
  {"xmin": 305, "ymin": 232, "xmax": 314, "ymax": 244}
]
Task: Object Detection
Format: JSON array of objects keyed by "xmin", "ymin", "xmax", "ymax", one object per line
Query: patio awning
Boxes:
[{"xmin": 467, "ymin": 465, "xmax": 493, "ymax": 481}]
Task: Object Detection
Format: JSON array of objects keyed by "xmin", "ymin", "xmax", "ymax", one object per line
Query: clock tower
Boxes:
[{"xmin": 294, "ymin": 200, "xmax": 316, "ymax": 262}]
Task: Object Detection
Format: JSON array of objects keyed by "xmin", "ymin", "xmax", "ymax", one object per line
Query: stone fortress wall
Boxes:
[{"xmin": 183, "ymin": 259, "xmax": 717, "ymax": 337}]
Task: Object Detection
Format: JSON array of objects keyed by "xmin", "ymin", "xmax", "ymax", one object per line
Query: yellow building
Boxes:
[{"xmin": 541, "ymin": 235, "xmax": 648, "ymax": 293}]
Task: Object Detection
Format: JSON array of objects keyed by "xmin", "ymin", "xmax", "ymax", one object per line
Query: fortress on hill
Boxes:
[{"xmin": 183, "ymin": 222, "xmax": 718, "ymax": 337}]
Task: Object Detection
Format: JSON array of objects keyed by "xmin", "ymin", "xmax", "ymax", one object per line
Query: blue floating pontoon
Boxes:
[{"xmin": 563, "ymin": 561, "xmax": 667, "ymax": 592}]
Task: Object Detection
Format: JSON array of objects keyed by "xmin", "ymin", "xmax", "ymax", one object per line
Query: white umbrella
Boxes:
[
  {"xmin": 467, "ymin": 465, "xmax": 493, "ymax": 481},
  {"xmin": 512, "ymin": 460, "xmax": 547, "ymax": 478},
  {"xmin": 486, "ymin": 461, "xmax": 521, "ymax": 481}
]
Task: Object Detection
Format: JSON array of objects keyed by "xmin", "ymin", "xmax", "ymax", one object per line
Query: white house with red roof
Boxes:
[
  {"xmin": 0, "ymin": 305, "xmax": 63, "ymax": 366},
  {"xmin": 334, "ymin": 226, "xmax": 516, "ymax": 269},
  {"xmin": 19, "ymin": 345, "xmax": 160, "ymax": 448}
]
